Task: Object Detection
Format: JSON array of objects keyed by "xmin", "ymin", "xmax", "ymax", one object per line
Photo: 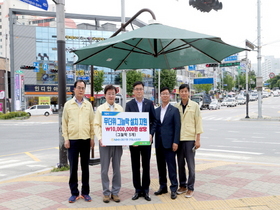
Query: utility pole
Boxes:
[
  {"xmin": 53, "ymin": 0, "xmax": 68, "ymax": 167},
  {"xmin": 256, "ymin": 0, "xmax": 262, "ymax": 118}
]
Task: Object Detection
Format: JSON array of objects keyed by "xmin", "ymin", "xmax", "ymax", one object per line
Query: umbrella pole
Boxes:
[{"xmin": 110, "ymin": 8, "xmax": 156, "ymax": 38}]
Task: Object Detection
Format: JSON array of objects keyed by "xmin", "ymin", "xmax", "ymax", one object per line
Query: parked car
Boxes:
[
  {"xmin": 25, "ymin": 105, "xmax": 53, "ymax": 116},
  {"xmin": 209, "ymin": 100, "xmax": 221, "ymax": 110},
  {"xmin": 226, "ymin": 98, "xmax": 237, "ymax": 107},
  {"xmin": 236, "ymin": 97, "xmax": 246, "ymax": 105}
]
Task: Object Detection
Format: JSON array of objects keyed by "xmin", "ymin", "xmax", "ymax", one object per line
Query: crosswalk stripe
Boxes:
[
  {"xmin": 0, "ymin": 160, "xmax": 19, "ymax": 165},
  {"xmin": 0, "ymin": 161, "xmax": 34, "ymax": 169}
]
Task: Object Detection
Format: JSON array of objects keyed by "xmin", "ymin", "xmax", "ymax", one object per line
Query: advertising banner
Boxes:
[
  {"xmin": 39, "ymin": 97, "xmax": 51, "ymax": 105},
  {"xmin": 102, "ymin": 112, "xmax": 150, "ymax": 146},
  {"xmin": 0, "ymin": 102, "xmax": 3, "ymax": 113}
]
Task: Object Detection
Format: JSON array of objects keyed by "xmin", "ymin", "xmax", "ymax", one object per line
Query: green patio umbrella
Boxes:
[{"xmin": 73, "ymin": 23, "xmax": 247, "ymax": 70}]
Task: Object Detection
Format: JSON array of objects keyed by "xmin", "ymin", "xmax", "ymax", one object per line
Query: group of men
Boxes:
[{"xmin": 62, "ymin": 79, "xmax": 203, "ymax": 204}]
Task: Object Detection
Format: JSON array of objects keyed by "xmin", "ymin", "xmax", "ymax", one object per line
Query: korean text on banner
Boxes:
[{"xmin": 101, "ymin": 111, "xmax": 150, "ymax": 146}]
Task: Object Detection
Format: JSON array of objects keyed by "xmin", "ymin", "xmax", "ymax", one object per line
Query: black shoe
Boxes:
[
  {"xmin": 171, "ymin": 191, "xmax": 177, "ymax": 199},
  {"xmin": 144, "ymin": 193, "xmax": 151, "ymax": 201},
  {"xmin": 132, "ymin": 193, "xmax": 140, "ymax": 200},
  {"xmin": 154, "ymin": 188, "xmax": 168, "ymax": 195}
]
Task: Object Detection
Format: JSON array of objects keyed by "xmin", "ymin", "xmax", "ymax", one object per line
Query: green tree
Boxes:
[
  {"xmin": 120, "ymin": 70, "xmax": 143, "ymax": 96},
  {"xmin": 265, "ymin": 74, "xmax": 280, "ymax": 89},
  {"xmin": 223, "ymin": 73, "xmax": 235, "ymax": 91},
  {"xmin": 154, "ymin": 69, "xmax": 177, "ymax": 91},
  {"xmin": 193, "ymin": 84, "xmax": 213, "ymax": 93},
  {"xmin": 94, "ymin": 70, "xmax": 105, "ymax": 96}
]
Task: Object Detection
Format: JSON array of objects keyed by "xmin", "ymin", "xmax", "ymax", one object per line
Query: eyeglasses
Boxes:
[
  {"xmin": 134, "ymin": 88, "xmax": 144, "ymax": 91},
  {"xmin": 106, "ymin": 93, "xmax": 116, "ymax": 96},
  {"xmin": 76, "ymin": 86, "xmax": 85, "ymax": 90}
]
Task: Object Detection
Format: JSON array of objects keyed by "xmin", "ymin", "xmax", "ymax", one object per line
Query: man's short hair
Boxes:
[
  {"xmin": 133, "ymin": 81, "xmax": 144, "ymax": 88},
  {"xmin": 74, "ymin": 80, "xmax": 86, "ymax": 88},
  {"xmin": 179, "ymin": 84, "xmax": 190, "ymax": 92},
  {"xmin": 160, "ymin": 87, "xmax": 170, "ymax": 93},
  {"xmin": 104, "ymin": 84, "xmax": 117, "ymax": 94}
]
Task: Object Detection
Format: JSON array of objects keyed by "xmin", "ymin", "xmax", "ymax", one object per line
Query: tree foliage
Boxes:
[
  {"xmin": 223, "ymin": 73, "xmax": 235, "ymax": 91},
  {"xmin": 193, "ymin": 84, "xmax": 213, "ymax": 93},
  {"xmin": 94, "ymin": 70, "xmax": 105, "ymax": 95},
  {"xmin": 120, "ymin": 70, "xmax": 143, "ymax": 96},
  {"xmin": 154, "ymin": 69, "xmax": 177, "ymax": 91},
  {"xmin": 265, "ymin": 74, "xmax": 280, "ymax": 89}
]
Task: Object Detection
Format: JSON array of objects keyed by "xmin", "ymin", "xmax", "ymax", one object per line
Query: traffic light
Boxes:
[
  {"xmin": 189, "ymin": 0, "xmax": 223, "ymax": 13},
  {"xmin": 206, "ymin": 64, "xmax": 219, "ymax": 67},
  {"xmin": 20, "ymin": 65, "xmax": 36, "ymax": 69},
  {"xmin": 50, "ymin": 69, "xmax": 58, "ymax": 73}
]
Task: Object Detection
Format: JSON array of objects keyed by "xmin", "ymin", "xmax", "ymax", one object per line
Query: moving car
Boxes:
[
  {"xmin": 273, "ymin": 91, "xmax": 279, "ymax": 97},
  {"xmin": 209, "ymin": 100, "xmax": 221, "ymax": 110},
  {"xmin": 221, "ymin": 98, "xmax": 229, "ymax": 106},
  {"xmin": 25, "ymin": 105, "xmax": 53, "ymax": 116},
  {"xmin": 236, "ymin": 97, "xmax": 246, "ymax": 105},
  {"xmin": 249, "ymin": 93, "xmax": 258, "ymax": 101},
  {"xmin": 226, "ymin": 98, "xmax": 237, "ymax": 107}
]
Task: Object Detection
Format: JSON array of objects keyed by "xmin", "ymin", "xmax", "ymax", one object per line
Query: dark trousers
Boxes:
[
  {"xmin": 68, "ymin": 139, "xmax": 90, "ymax": 196},
  {"xmin": 129, "ymin": 145, "xmax": 151, "ymax": 194},
  {"xmin": 177, "ymin": 141, "xmax": 195, "ymax": 191},
  {"xmin": 155, "ymin": 141, "xmax": 178, "ymax": 192}
]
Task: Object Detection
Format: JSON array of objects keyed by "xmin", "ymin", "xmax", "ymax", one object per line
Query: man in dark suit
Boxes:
[
  {"xmin": 125, "ymin": 81, "xmax": 157, "ymax": 201},
  {"xmin": 154, "ymin": 87, "xmax": 181, "ymax": 200}
]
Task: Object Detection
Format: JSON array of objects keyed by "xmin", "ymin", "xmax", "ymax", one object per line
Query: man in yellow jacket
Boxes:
[
  {"xmin": 175, "ymin": 84, "xmax": 203, "ymax": 198},
  {"xmin": 94, "ymin": 85, "xmax": 124, "ymax": 203},
  {"xmin": 62, "ymin": 80, "xmax": 95, "ymax": 203}
]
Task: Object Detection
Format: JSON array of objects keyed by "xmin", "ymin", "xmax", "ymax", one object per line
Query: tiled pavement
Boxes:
[{"xmin": 0, "ymin": 149, "xmax": 280, "ymax": 210}]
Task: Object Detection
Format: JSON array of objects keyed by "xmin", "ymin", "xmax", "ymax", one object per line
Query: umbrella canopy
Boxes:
[{"xmin": 73, "ymin": 23, "xmax": 247, "ymax": 70}]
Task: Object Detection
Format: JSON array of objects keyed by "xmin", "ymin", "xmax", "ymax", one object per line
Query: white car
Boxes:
[
  {"xmin": 226, "ymin": 98, "xmax": 237, "ymax": 107},
  {"xmin": 221, "ymin": 98, "xmax": 229, "ymax": 106},
  {"xmin": 236, "ymin": 97, "xmax": 246, "ymax": 105},
  {"xmin": 249, "ymin": 93, "xmax": 258, "ymax": 101},
  {"xmin": 25, "ymin": 105, "xmax": 53, "ymax": 116},
  {"xmin": 209, "ymin": 100, "xmax": 221, "ymax": 110},
  {"xmin": 273, "ymin": 91, "xmax": 279, "ymax": 97}
]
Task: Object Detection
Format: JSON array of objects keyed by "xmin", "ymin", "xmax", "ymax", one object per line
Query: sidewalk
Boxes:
[{"xmin": 0, "ymin": 149, "xmax": 280, "ymax": 210}]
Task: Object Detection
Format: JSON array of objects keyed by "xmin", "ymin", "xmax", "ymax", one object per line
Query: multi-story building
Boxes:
[
  {"xmin": 7, "ymin": 7, "xmax": 148, "ymax": 110},
  {"xmin": 262, "ymin": 56, "xmax": 280, "ymax": 81}
]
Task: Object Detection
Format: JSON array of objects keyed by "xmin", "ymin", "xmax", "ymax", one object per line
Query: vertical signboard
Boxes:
[
  {"xmin": 0, "ymin": 102, "xmax": 3, "ymax": 113},
  {"xmin": 14, "ymin": 74, "xmax": 25, "ymax": 111}
]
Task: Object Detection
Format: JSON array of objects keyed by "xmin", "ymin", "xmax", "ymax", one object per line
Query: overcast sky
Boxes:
[{"xmin": 23, "ymin": 0, "xmax": 280, "ymax": 64}]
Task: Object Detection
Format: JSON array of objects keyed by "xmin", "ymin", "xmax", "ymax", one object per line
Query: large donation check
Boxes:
[{"xmin": 101, "ymin": 111, "xmax": 150, "ymax": 146}]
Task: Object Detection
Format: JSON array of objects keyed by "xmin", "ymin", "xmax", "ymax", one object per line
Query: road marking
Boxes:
[
  {"xmin": 0, "ymin": 161, "xmax": 34, "ymax": 169},
  {"xmin": 199, "ymin": 148, "xmax": 262, "ymax": 155},
  {"xmin": 26, "ymin": 165, "xmax": 47, "ymax": 168},
  {"xmin": 0, "ymin": 147, "xmax": 58, "ymax": 158},
  {"xmin": 0, "ymin": 160, "xmax": 19, "ymax": 165},
  {"xmin": 25, "ymin": 152, "xmax": 40, "ymax": 162},
  {"xmin": 228, "ymin": 130, "xmax": 240, "ymax": 133},
  {"xmin": 197, "ymin": 153, "xmax": 251, "ymax": 160},
  {"xmin": 233, "ymin": 140, "xmax": 280, "ymax": 145}
]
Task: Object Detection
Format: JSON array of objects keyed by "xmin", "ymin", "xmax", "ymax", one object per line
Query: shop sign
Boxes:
[{"xmin": 25, "ymin": 85, "xmax": 74, "ymax": 92}]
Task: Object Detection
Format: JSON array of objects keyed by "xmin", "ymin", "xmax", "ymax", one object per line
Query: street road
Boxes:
[{"xmin": 0, "ymin": 96, "xmax": 279, "ymax": 181}]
